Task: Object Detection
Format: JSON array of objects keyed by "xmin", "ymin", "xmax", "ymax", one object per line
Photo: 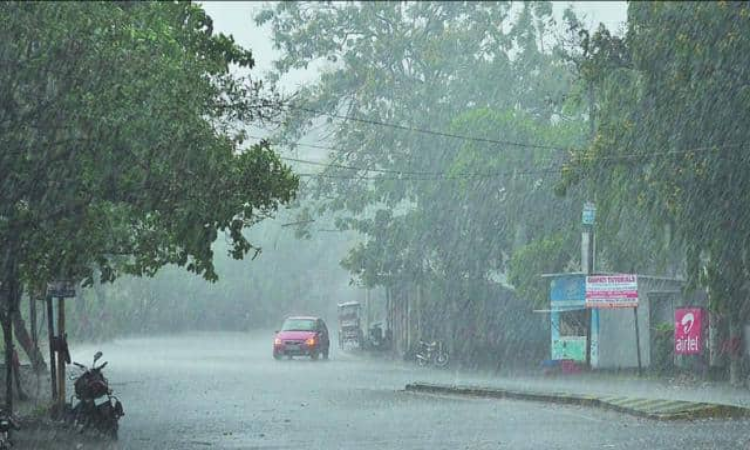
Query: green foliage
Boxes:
[
  {"xmin": 341, "ymin": 209, "xmax": 427, "ymax": 288},
  {"xmin": 651, "ymin": 322, "xmax": 676, "ymax": 375},
  {"xmin": 0, "ymin": 2, "xmax": 298, "ymax": 290},
  {"xmin": 508, "ymin": 233, "xmax": 575, "ymax": 308},
  {"xmin": 261, "ymin": 2, "xmax": 750, "ymax": 347},
  {"xmin": 564, "ymin": 2, "xmax": 750, "ymax": 313},
  {"xmin": 260, "ymin": 2, "xmax": 589, "ymax": 301}
]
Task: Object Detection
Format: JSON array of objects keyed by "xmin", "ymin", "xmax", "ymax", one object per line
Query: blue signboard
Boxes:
[
  {"xmin": 582, "ymin": 202, "xmax": 596, "ymax": 226},
  {"xmin": 548, "ymin": 273, "xmax": 599, "ymax": 366},
  {"xmin": 550, "ymin": 275, "xmax": 585, "ymax": 304}
]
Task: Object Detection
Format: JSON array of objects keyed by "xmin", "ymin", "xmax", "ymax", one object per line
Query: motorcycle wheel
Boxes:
[
  {"xmin": 73, "ymin": 402, "xmax": 94, "ymax": 432},
  {"xmin": 416, "ymin": 356, "xmax": 429, "ymax": 367},
  {"xmin": 107, "ymin": 421, "xmax": 119, "ymax": 440},
  {"xmin": 0, "ymin": 431, "xmax": 10, "ymax": 450},
  {"xmin": 434, "ymin": 352, "xmax": 449, "ymax": 368}
]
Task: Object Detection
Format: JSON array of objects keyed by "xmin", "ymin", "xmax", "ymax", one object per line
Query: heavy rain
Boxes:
[{"xmin": 1, "ymin": 1, "xmax": 749, "ymax": 449}]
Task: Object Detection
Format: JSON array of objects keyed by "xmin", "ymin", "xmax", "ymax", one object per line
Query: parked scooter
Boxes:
[
  {"xmin": 0, "ymin": 409, "xmax": 20, "ymax": 449},
  {"xmin": 415, "ymin": 340, "xmax": 449, "ymax": 368},
  {"xmin": 68, "ymin": 351, "xmax": 124, "ymax": 439}
]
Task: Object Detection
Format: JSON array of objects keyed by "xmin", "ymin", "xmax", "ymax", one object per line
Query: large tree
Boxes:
[
  {"xmin": 563, "ymin": 2, "xmax": 750, "ymax": 383},
  {"xmin": 0, "ymin": 2, "xmax": 297, "ymax": 411},
  {"xmin": 259, "ymin": 2, "xmax": 590, "ymax": 358}
]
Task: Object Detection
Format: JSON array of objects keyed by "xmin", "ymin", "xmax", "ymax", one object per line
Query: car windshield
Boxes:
[{"xmin": 281, "ymin": 319, "xmax": 316, "ymax": 331}]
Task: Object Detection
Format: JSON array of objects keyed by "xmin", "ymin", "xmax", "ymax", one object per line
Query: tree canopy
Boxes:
[
  {"xmin": 0, "ymin": 2, "xmax": 298, "ymax": 291},
  {"xmin": 259, "ymin": 2, "xmax": 587, "ymax": 295},
  {"xmin": 563, "ymin": 2, "xmax": 750, "ymax": 312}
]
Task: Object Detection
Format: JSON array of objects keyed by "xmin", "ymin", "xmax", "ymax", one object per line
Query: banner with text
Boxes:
[{"xmin": 585, "ymin": 274, "xmax": 638, "ymax": 309}]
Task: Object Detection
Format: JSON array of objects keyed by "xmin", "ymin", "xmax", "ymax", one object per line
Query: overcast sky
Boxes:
[{"xmin": 201, "ymin": 1, "xmax": 627, "ymax": 91}]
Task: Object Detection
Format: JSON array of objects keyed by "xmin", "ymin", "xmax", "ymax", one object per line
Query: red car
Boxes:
[{"xmin": 273, "ymin": 316, "xmax": 330, "ymax": 360}]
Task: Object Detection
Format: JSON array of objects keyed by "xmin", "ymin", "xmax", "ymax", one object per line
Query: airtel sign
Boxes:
[{"xmin": 675, "ymin": 308, "xmax": 703, "ymax": 355}]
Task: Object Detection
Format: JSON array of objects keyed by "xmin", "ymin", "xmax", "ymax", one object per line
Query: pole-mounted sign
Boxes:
[
  {"xmin": 47, "ymin": 281, "xmax": 76, "ymax": 298},
  {"xmin": 582, "ymin": 202, "xmax": 596, "ymax": 226}
]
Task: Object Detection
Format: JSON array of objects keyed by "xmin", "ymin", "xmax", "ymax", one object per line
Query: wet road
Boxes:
[{"xmin": 67, "ymin": 333, "xmax": 749, "ymax": 450}]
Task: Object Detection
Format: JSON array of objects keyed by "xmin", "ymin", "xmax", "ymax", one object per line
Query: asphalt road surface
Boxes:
[{"xmin": 49, "ymin": 333, "xmax": 750, "ymax": 450}]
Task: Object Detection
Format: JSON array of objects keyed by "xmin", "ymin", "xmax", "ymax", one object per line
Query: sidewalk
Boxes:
[{"xmin": 406, "ymin": 369, "xmax": 750, "ymax": 420}]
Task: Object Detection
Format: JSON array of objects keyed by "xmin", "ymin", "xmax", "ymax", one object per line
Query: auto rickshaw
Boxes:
[{"xmin": 337, "ymin": 301, "xmax": 363, "ymax": 349}]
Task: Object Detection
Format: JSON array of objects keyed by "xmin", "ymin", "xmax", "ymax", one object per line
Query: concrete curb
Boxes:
[{"xmin": 404, "ymin": 382, "xmax": 750, "ymax": 421}]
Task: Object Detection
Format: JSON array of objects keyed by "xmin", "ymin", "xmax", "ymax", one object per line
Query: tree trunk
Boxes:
[
  {"xmin": 726, "ymin": 295, "xmax": 750, "ymax": 386},
  {"xmin": 92, "ymin": 265, "xmax": 106, "ymax": 306},
  {"xmin": 728, "ymin": 311, "xmax": 745, "ymax": 386},
  {"xmin": 2, "ymin": 312, "xmax": 13, "ymax": 413},
  {"xmin": 709, "ymin": 311, "xmax": 727, "ymax": 369},
  {"xmin": 30, "ymin": 290, "xmax": 37, "ymax": 353},
  {"xmin": 0, "ymin": 274, "xmax": 19, "ymax": 413},
  {"xmin": 13, "ymin": 312, "xmax": 46, "ymax": 373}
]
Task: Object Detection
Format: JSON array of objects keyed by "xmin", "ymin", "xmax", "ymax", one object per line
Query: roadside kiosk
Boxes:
[{"xmin": 539, "ymin": 273, "xmax": 689, "ymax": 370}]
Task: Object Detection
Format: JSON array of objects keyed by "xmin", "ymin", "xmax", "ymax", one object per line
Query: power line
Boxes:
[
  {"xmin": 252, "ymin": 124, "xmax": 743, "ymax": 184},
  {"xmin": 256, "ymin": 133, "xmax": 563, "ymax": 178},
  {"xmin": 256, "ymin": 133, "xmax": 554, "ymax": 175},
  {"xmin": 263, "ymin": 101, "xmax": 746, "ymax": 169},
  {"xmin": 272, "ymin": 141, "xmax": 736, "ymax": 181},
  {"xmin": 277, "ymin": 102, "xmax": 567, "ymax": 151},
  {"xmin": 280, "ymin": 156, "xmax": 452, "ymax": 177},
  {"xmin": 290, "ymin": 144, "xmax": 741, "ymax": 182},
  {"xmin": 295, "ymin": 165, "xmax": 563, "ymax": 181},
  {"xmin": 256, "ymin": 128, "xmax": 737, "ymax": 173}
]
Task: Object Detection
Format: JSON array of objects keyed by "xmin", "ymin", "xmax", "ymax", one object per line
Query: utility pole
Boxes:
[
  {"xmin": 56, "ymin": 296, "xmax": 66, "ymax": 412},
  {"xmin": 583, "ymin": 72, "xmax": 597, "ymax": 369},
  {"xmin": 582, "ymin": 202, "xmax": 596, "ymax": 369},
  {"xmin": 46, "ymin": 295, "xmax": 57, "ymax": 405},
  {"xmin": 365, "ymin": 288, "xmax": 370, "ymax": 334},
  {"xmin": 634, "ymin": 306, "xmax": 642, "ymax": 376},
  {"xmin": 4, "ymin": 277, "xmax": 17, "ymax": 416},
  {"xmin": 30, "ymin": 291, "xmax": 37, "ymax": 363}
]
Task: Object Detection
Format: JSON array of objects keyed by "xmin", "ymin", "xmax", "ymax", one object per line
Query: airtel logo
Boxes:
[{"xmin": 681, "ymin": 313, "xmax": 695, "ymax": 335}]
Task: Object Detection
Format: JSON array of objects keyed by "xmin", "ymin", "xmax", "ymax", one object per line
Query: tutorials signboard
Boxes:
[{"xmin": 585, "ymin": 274, "xmax": 638, "ymax": 309}]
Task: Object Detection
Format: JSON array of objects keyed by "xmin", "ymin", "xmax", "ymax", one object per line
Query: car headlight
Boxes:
[
  {"xmin": 274, "ymin": 338, "xmax": 282, "ymax": 345},
  {"xmin": 305, "ymin": 337, "xmax": 316, "ymax": 347}
]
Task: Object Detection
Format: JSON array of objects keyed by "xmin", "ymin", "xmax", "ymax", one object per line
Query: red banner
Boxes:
[{"xmin": 675, "ymin": 308, "xmax": 703, "ymax": 355}]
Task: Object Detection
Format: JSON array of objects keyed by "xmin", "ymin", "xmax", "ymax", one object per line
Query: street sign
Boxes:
[
  {"xmin": 675, "ymin": 308, "xmax": 703, "ymax": 355},
  {"xmin": 47, "ymin": 281, "xmax": 76, "ymax": 298},
  {"xmin": 585, "ymin": 274, "xmax": 638, "ymax": 309},
  {"xmin": 582, "ymin": 202, "xmax": 596, "ymax": 226}
]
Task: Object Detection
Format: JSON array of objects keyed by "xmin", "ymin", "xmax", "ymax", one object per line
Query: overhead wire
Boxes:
[
  {"xmin": 250, "ymin": 102, "xmax": 743, "ymax": 183},
  {"xmin": 261, "ymin": 136, "xmax": 735, "ymax": 182},
  {"xmin": 274, "ymin": 101, "xmax": 567, "ymax": 151}
]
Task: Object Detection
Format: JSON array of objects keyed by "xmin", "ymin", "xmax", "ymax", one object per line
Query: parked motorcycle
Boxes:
[
  {"xmin": 415, "ymin": 340, "xmax": 449, "ymax": 368},
  {"xmin": 0, "ymin": 409, "xmax": 20, "ymax": 449},
  {"xmin": 68, "ymin": 351, "xmax": 124, "ymax": 439}
]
